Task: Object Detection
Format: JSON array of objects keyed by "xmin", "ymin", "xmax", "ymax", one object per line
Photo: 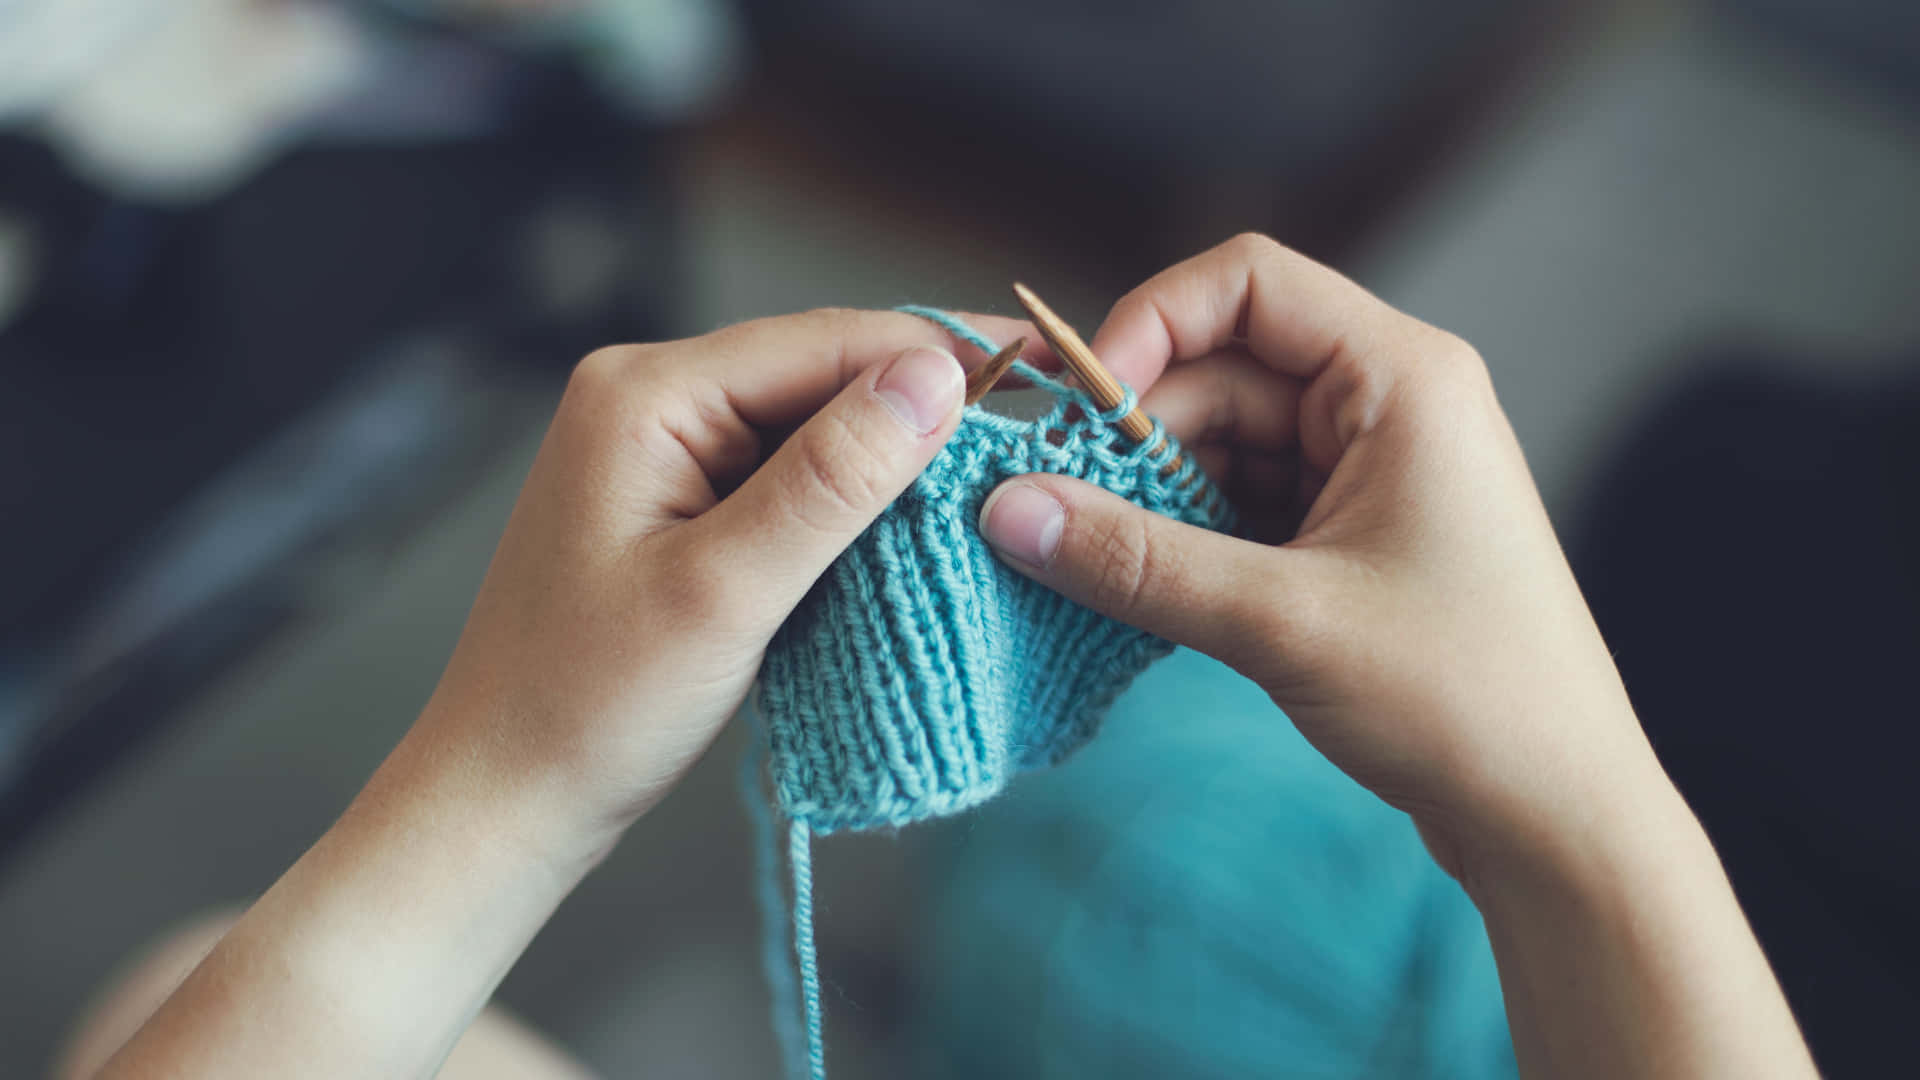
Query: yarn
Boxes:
[
  {"xmin": 759, "ymin": 306, "xmax": 1233, "ymax": 834},
  {"xmin": 787, "ymin": 820, "xmax": 825, "ymax": 1080},
  {"xmin": 740, "ymin": 738, "xmax": 804, "ymax": 1074},
  {"xmin": 750, "ymin": 307, "xmax": 1235, "ymax": 1080}
]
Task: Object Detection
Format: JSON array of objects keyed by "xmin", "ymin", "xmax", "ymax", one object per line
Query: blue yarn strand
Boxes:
[
  {"xmin": 1090, "ymin": 382, "xmax": 1139, "ymax": 424},
  {"xmin": 740, "ymin": 717, "xmax": 806, "ymax": 1080},
  {"xmin": 895, "ymin": 304, "xmax": 999, "ymax": 358},
  {"xmin": 894, "ymin": 303, "xmax": 1092, "ymax": 407},
  {"xmin": 790, "ymin": 820, "xmax": 827, "ymax": 1080}
]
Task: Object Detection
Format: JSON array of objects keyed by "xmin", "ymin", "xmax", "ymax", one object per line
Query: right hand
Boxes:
[{"xmin": 979, "ymin": 234, "xmax": 1668, "ymax": 884}]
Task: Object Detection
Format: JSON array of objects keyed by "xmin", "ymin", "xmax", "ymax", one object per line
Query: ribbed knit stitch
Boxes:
[
  {"xmin": 752, "ymin": 307, "xmax": 1235, "ymax": 1080},
  {"xmin": 758, "ymin": 307, "xmax": 1235, "ymax": 834}
]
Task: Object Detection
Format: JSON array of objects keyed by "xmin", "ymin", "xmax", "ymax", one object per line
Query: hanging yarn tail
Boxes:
[
  {"xmin": 789, "ymin": 820, "xmax": 826, "ymax": 1080},
  {"xmin": 741, "ymin": 728, "xmax": 806, "ymax": 1080},
  {"xmin": 744, "ymin": 697, "xmax": 828, "ymax": 1080}
]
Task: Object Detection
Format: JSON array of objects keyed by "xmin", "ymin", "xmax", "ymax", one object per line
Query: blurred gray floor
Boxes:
[{"xmin": 4, "ymin": 14, "xmax": 1918, "ymax": 1078}]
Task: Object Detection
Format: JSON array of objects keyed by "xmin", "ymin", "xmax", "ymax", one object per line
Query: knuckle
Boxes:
[
  {"xmin": 1226, "ymin": 230, "xmax": 1284, "ymax": 259},
  {"xmin": 1082, "ymin": 511, "xmax": 1157, "ymax": 616},
  {"xmin": 784, "ymin": 412, "xmax": 884, "ymax": 531},
  {"xmin": 737, "ymin": 307, "xmax": 862, "ymax": 357},
  {"xmin": 739, "ymin": 306, "xmax": 866, "ymax": 340},
  {"xmin": 567, "ymin": 344, "xmax": 669, "ymax": 407},
  {"xmin": 568, "ymin": 345, "xmax": 634, "ymax": 396},
  {"xmin": 561, "ymin": 343, "xmax": 679, "ymax": 446},
  {"xmin": 1426, "ymin": 330, "xmax": 1488, "ymax": 381},
  {"xmin": 799, "ymin": 305, "xmax": 865, "ymax": 330},
  {"xmin": 1403, "ymin": 329, "xmax": 1497, "ymax": 422}
]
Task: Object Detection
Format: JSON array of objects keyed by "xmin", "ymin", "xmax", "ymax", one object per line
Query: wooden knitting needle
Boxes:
[
  {"xmin": 964, "ymin": 337, "xmax": 1026, "ymax": 405},
  {"xmin": 1011, "ymin": 283, "xmax": 1158, "ymax": 445},
  {"xmin": 1011, "ymin": 282, "xmax": 1198, "ymax": 487}
]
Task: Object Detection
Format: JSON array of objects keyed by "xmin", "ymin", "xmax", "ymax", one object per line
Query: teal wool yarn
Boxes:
[
  {"xmin": 750, "ymin": 307, "xmax": 1235, "ymax": 1080},
  {"xmin": 758, "ymin": 307, "xmax": 1233, "ymax": 833}
]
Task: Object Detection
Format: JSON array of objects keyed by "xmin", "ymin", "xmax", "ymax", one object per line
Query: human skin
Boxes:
[
  {"xmin": 978, "ymin": 233, "xmax": 1821, "ymax": 1079},
  {"xmin": 96, "ymin": 238, "xmax": 1816, "ymax": 1079}
]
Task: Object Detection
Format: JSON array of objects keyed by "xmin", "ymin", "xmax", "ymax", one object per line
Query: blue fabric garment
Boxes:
[{"xmin": 916, "ymin": 647, "xmax": 1519, "ymax": 1080}]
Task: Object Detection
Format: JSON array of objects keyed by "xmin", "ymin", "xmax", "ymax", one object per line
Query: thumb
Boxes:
[
  {"xmin": 978, "ymin": 473, "xmax": 1301, "ymax": 665},
  {"xmin": 701, "ymin": 344, "xmax": 965, "ymax": 611}
]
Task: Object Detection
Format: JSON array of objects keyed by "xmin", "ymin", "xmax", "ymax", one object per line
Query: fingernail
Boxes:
[
  {"xmin": 979, "ymin": 482, "xmax": 1064, "ymax": 568},
  {"xmin": 874, "ymin": 346, "xmax": 963, "ymax": 435}
]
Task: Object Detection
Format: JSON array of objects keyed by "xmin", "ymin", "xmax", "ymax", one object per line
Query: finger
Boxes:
[
  {"xmin": 977, "ymin": 473, "xmax": 1321, "ymax": 668},
  {"xmin": 1140, "ymin": 350, "xmax": 1301, "ymax": 452},
  {"xmin": 691, "ymin": 344, "xmax": 966, "ymax": 612},
  {"xmin": 668, "ymin": 308, "xmax": 1007, "ymax": 429},
  {"xmin": 927, "ymin": 308, "xmax": 1190, "ymax": 396},
  {"xmin": 585, "ymin": 308, "xmax": 1036, "ymax": 510},
  {"xmin": 907, "ymin": 310, "xmax": 1068, "ymax": 390},
  {"xmin": 1088, "ymin": 232, "xmax": 1432, "ymax": 391}
]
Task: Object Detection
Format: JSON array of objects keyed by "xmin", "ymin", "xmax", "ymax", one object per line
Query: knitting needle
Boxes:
[
  {"xmin": 1011, "ymin": 283, "xmax": 1195, "ymax": 486},
  {"xmin": 1011, "ymin": 283, "xmax": 1158, "ymax": 444},
  {"xmin": 964, "ymin": 337, "xmax": 1026, "ymax": 405}
]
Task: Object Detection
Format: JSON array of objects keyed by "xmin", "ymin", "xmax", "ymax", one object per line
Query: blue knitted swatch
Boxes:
[
  {"xmin": 759, "ymin": 306, "xmax": 1234, "ymax": 834},
  {"xmin": 751, "ymin": 307, "xmax": 1234, "ymax": 1080}
]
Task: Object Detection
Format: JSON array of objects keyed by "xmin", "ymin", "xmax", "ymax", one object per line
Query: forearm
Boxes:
[
  {"xmin": 1467, "ymin": 747, "xmax": 1818, "ymax": 1080},
  {"xmin": 99, "ymin": 713, "xmax": 615, "ymax": 1079},
  {"xmin": 88, "ymin": 312, "xmax": 978, "ymax": 1077}
]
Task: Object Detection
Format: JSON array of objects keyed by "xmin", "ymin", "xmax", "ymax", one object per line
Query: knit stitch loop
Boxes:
[
  {"xmin": 759, "ymin": 307, "xmax": 1234, "ymax": 833},
  {"xmin": 752, "ymin": 307, "xmax": 1236, "ymax": 1080},
  {"xmin": 1090, "ymin": 382, "xmax": 1140, "ymax": 424}
]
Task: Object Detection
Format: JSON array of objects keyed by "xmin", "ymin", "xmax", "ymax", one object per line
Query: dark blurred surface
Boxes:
[
  {"xmin": 1571, "ymin": 354, "xmax": 1920, "ymax": 1075},
  {"xmin": 738, "ymin": 0, "xmax": 1561, "ymax": 284},
  {"xmin": 1729, "ymin": 0, "xmax": 1920, "ymax": 99},
  {"xmin": 0, "ymin": 56, "xmax": 678, "ymax": 860}
]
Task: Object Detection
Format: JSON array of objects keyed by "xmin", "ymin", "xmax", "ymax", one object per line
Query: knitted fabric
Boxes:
[
  {"xmin": 751, "ymin": 307, "xmax": 1235, "ymax": 1080},
  {"xmin": 758, "ymin": 306, "xmax": 1235, "ymax": 835}
]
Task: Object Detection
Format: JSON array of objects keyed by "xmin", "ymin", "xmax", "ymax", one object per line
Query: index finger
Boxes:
[
  {"xmin": 686, "ymin": 308, "xmax": 1045, "ymax": 429},
  {"xmin": 1088, "ymin": 233, "xmax": 1425, "ymax": 391}
]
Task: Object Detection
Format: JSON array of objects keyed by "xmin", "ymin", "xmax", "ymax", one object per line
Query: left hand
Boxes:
[
  {"xmin": 101, "ymin": 310, "xmax": 1042, "ymax": 1080},
  {"xmin": 415, "ymin": 309, "xmax": 1028, "ymax": 845}
]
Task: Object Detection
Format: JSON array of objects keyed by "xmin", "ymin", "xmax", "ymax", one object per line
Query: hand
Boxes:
[
  {"xmin": 416, "ymin": 309, "xmax": 1031, "ymax": 842},
  {"xmin": 975, "ymin": 235, "xmax": 1818, "ymax": 1080},
  {"xmin": 978, "ymin": 234, "xmax": 1664, "ymax": 881},
  {"xmin": 100, "ymin": 309, "xmax": 1053, "ymax": 1080}
]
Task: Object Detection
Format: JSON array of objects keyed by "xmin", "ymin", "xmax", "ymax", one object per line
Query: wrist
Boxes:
[
  {"xmin": 1442, "ymin": 737, "xmax": 1817, "ymax": 1080},
  {"xmin": 377, "ymin": 700, "xmax": 627, "ymax": 887},
  {"xmin": 1450, "ymin": 744, "xmax": 1704, "ymax": 915}
]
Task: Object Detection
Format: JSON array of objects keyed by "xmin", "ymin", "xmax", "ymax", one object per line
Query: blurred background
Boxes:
[{"xmin": 1, "ymin": 0, "xmax": 1915, "ymax": 1076}]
